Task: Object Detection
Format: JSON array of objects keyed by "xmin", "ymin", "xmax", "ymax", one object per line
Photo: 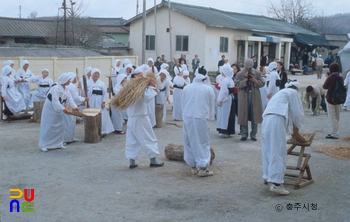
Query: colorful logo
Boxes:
[{"xmin": 9, "ymin": 188, "xmax": 35, "ymax": 212}]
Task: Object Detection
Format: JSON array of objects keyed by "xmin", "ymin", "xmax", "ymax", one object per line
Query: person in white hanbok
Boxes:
[
  {"xmin": 79, "ymin": 67, "xmax": 93, "ymax": 110},
  {"xmin": 182, "ymin": 66, "xmax": 215, "ymax": 177},
  {"xmin": 31, "ymin": 69, "xmax": 53, "ymax": 102},
  {"xmin": 111, "ymin": 59, "xmax": 121, "ymax": 88},
  {"xmin": 2, "ymin": 60, "xmax": 16, "ymax": 85},
  {"xmin": 141, "ymin": 58, "xmax": 159, "ymax": 76},
  {"xmin": 1, "ymin": 66, "xmax": 26, "ymax": 121},
  {"xmin": 88, "ymin": 68, "xmax": 114, "ymax": 135},
  {"xmin": 119, "ymin": 59, "xmax": 132, "ymax": 74},
  {"xmin": 38, "ymin": 73, "xmax": 79, "ymax": 152},
  {"xmin": 216, "ymin": 65, "xmax": 235, "ymax": 137},
  {"xmin": 160, "ymin": 63, "xmax": 173, "ymax": 87},
  {"xmin": 180, "ymin": 60, "xmax": 188, "ymax": 71},
  {"xmin": 156, "ymin": 69, "xmax": 171, "ymax": 122},
  {"xmin": 260, "ymin": 66, "xmax": 268, "ymax": 110},
  {"xmin": 15, "ymin": 60, "xmax": 34, "ymax": 108},
  {"xmin": 111, "ymin": 74, "xmax": 127, "ymax": 134},
  {"xmin": 172, "ymin": 67, "xmax": 186, "ymax": 121},
  {"xmin": 63, "ymin": 72, "xmax": 89, "ymax": 143},
  {"xmin": 265, "ymin": 62, "xmax": 280, "ymax": 103},
  {"xmin": 214, "ymin": 71, "xmax": 225, "ymax": 117},
  {"xmin": 122, "ymin": 64, "xmax": 133, "ymax": 81},
  {"xmin": 183, "ymin": 70, "xmax": 191, "ymax": 85},
  {"xmin": 343, "ymin": 69, "xmax": 350, "ymax": 111},
  {"xmin": 125, "ymin": 77, "xmax": 164, "ymax": 169},
  {"xmin": 261, "ymin": 81, "xmax": 304, "ymax": 195}
]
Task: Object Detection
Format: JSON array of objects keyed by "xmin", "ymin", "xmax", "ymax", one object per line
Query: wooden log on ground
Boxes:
[
  {"xmin": 84, "ymin": 112, "xmax": 102, "ymax": 143},
  {"xmin": 164, "ymin": 143, "xmax": 215, "ymax": 165}
]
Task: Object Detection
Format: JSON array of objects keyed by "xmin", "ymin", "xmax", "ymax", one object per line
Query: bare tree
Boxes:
[
  {"xmin": 267, "ymin": 0, "xmax": 315, "ymax": 30},
  {"xmin": 28, "ymin": 11, "xmax": 38, "ymax": 18}
]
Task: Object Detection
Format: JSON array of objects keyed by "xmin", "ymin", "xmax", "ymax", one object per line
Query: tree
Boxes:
[
  {"xmin": 28, "ymin": 11, "xmax": 38, "ymax": 19},
  {"xmin": 267, "ymin": 0, "xmax": 315, "ymax": 30}
]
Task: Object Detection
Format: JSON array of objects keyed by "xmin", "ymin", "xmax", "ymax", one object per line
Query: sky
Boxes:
[{"xmin": 0, "ymin": 0, "xmax": 348, "ymax": 20}]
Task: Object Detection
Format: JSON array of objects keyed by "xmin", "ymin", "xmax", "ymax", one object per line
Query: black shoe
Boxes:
[
  {"xmin": 240, "ymin": 137, "xmax": 247, "ymax": 141},
  {"xmin": 325, "ymin": 135, "xmax": 338, "ymax": 139},
  {"xmin": 251, "ymin": 137, "xmax": 257, "ymax": 141},
  {"xmin": 150, "ymin": 162, "xmax": 164, "ymax": 167},
  {"xmin": 129, "ymin": 164, "xmax": 138, "ymax": 169}
]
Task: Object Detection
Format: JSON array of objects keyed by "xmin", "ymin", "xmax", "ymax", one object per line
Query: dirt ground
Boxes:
[{"xmin": 0, "ymin": 73, "xmax": 349, "ymax": 222}]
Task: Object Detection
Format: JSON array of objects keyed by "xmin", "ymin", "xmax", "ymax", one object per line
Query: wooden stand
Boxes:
[
  {"xmin": 32, "ymin": 101, "xmax": 45, "ymax": 122},
  {"xmin": 284, "ymin": 132, "xmax": 315, "ymax": 189},
  {"xmin": 84, "ymin": 112, "xmax": 102, "ymax": 143}
]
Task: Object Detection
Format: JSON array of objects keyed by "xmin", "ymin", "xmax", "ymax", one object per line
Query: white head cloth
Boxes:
[
  {"xmin": 147, "ymin": 58, "xmax": 154, "ymax": 64},
  {"xmin": 84, "ymin": 67, "xmax": 93, "ymax": 75},
  {"xmin": 113, "ymin": 59, "xmax": 120, "ymax": 68},
  {"xmin": 183, "ymin": 70, "xmax": 190, "ymax": 76},
  {"xmin": 161, "ymin": 63, "xmax": 169, "ymax": 70},
  {"xmin": 158, "ymin": 69, "xmax": 170, "ymax": 77},
  {"xmin": 2, "ymin": 65, "xmax": 12, "ymax": 76},
  {"xmin": 20, "ymin": 60, "xmax": 29, "ymax": 68},
  {"xmin": 220, "ymin": 64, "xmax": 233, "ymax": 79},
  {"xmin": 42, "ymin": 68, "xmax": 50, "ymax": 76},
  {"xmin": 285, "ymin": 81, "xmax": 300, "ymax": 89},
  {"xmin": 194, "ymin": 67, "xmax": 207, "ymax": 82},
  {"xmin": 268, "ymin": 62, "xmax": 277, "ymax": 72},
  {"xmin": 4, "ymin": 60, "xmax": 14, "ymax": 66},
  {"xmin": 67, "ymin": 72, "xmax": 76, "ymax": 82},
  {"xmin": 123, "ymin": 59, "xmax": 131, "ymax": 67},
  {"xmin": 91, "ymin": 68, "xmax": 101, "ymax": 76},
  {"xmin": 58, "ymin": 73, "xmax": 72, "ymax": 84},
  {"xmin": 116, "ymin": 73, "xmax": 127, "ymax": 85}
]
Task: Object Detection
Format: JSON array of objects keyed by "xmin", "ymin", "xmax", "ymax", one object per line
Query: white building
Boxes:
[{"xmin": 125, "ymin": 0, "xmax": 334, "ymax": 72}]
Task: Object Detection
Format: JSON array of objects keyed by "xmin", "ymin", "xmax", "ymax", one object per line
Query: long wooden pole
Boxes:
[
  {"xmin": 142, "ymin": 0, "xmax": 146, "ymax": 63},
  {"xmin": 83, "ymin": 75, "xmax": 90, "ymax": 108},
  {"xmin": 154, "ymin": 0, "xmax": 158, "ymax": 57}
]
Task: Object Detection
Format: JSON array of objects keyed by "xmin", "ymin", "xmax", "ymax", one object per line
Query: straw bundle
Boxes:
[
  {"xmin": 110, "ymin": 72, "xmax": 157, "ymax": 110},
  {"xmin": 291, "ymin": 131, "xmax": 307, "ymax": 143},
  {"xmin": 321, "ymin": 146, "xmax": 350, "ymax": 160}
]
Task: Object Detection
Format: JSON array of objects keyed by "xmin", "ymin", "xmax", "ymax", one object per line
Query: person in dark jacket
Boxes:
[
  {"xmin": 277, "ymin": 62, "xmax": 287, "ymax": 90},
  {"xmin": 323, "ymin": 63, "xmax": 343, "ymax": 139},
  {"xmin": 154, "ymin": 57, "xmax": 162, "ymax": 71}
]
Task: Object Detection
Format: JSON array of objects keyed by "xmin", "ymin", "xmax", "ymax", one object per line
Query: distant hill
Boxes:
[{"xmin": 311, "ymin": 13, "xmax": 350, "ymax": 34}]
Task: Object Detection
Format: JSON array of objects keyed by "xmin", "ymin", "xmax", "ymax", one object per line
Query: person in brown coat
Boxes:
[{"xmin": 234, "ymin": 58, "xmax": 265, "ymax": 141}]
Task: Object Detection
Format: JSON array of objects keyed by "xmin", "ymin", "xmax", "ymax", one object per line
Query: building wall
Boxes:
[
  {"xmin": 110, "ymin": 33, "xmax": 129, "ymax": 46},
  {"xmin": 0, "ymin": 56, "xmax": 138, "ymax": 90},
  {"xmin": 129, "ymin": 7, "xmax": 206, "ymax": 68}
]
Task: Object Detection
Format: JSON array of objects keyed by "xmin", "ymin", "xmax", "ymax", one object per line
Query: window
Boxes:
[
  {"xmin": 176, "ymin": 35, "xmax": 189, "ymax": 51},
  {"xmin": 146, "ymin": 35, "xmax": 155, "ymax": 50},
  {"xmin": 220, "ymin": 37, "xmax": 228, "ymax": 53}
]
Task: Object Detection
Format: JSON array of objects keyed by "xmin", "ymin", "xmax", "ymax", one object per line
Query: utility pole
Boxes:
[
  {"xmin": 19, "ymin": 5, "xmax": 21, "ymax": 18},
  {"xmin": 63, "ymin": 0, "xmax": 67, "ymax": 45},
  {"xmin": 142, "ymin": 0, "xmax": 146, "ymax": 63},
  {"xmin": 168, "ymin": 0, "xmax": 173, "ymax": 61},
  {"xmin": 154, "ymin": 0, "xmax": 158, "ymax": 57}
]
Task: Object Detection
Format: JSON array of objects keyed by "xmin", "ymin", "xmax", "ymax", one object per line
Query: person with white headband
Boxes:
[
  {"xmin": 216, "ymin": 64, "xmax": 235, "ymax": 138},
  {"xmin": 122, "ymin": 63, "xmax": 134, "ymax": 81},
  {"xmin": 265, "ymin": 62, "xmax": 280, "ymax": 103},
  {"xmin": 183, "ymin": 70, "xmax": 191, "ymax": 85},
  {"xmin": 111, "ymin": 59, "xmax": 121, "ymax": 88},
  {"xmin": 141, "ymin": 58, "xmax": 159, "ymax": 76},
  {"xmin": 261, "ymin": 80, "xmax": 304, "ymax": 195},
  {"xmin": 15, "ymin": 60, "xmax": 35, "ymax": 109},
  {"xmin": 1, "ymin": 65, "xmax": 26, "ymax": 121},
  {"xmin": 38, "ymin": 72, "xmax": 79, "ymax": 152},
  {"xmin": 79, "ymin": 66, "xmax": 93, "ymax": 98},
  {"xmin": 2, "ymin": 60, "xmax": 16, "ymax": 85},
  {"xmin": 88, "ymin": 68, "xmax": 114, "ymax": 135},
  {"xmin": 155, "ymin": 69, "xmax": 171, "ymax": 123},
  {"xmin": 111, "ymin": 73, "xmax": 127, "ymax": 134},
  {"xmin": 172, "ymin": 66, "xmax": 185, "ymax": 121},
  {"xmin": 63, "ymin": 72, "xmax": 89, "ymax": 143},
  {"xmin": 31, "ymin": 69, "xmax": 53, "ymax": 102},
  {"xmin": 182, "ymin": 66, "xmax": 215, "ymax": 177}
]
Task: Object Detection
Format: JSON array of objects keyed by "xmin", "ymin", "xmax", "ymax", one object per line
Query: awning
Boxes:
[
  {"xmin": 293, "ymin": 33, "xmax": 339, "ymax": 50},
  {"xmin": 253, "ymin": 34, "xmax": 281, "ymax": 43}
]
